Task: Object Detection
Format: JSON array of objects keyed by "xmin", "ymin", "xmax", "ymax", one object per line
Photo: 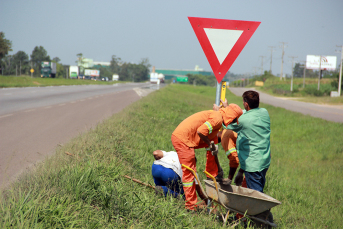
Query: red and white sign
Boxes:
[{"xmin": 188, "ymin": 17, "xmax": 260, "ymax": 83}]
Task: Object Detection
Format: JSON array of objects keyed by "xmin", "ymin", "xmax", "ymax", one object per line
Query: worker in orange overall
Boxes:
[
  {"xmin": 171, "ymin": 110, "xmax": 223, "ymax": 211},
  {"xmin": 172, "ymin": 103, "xmax": 242, "ymax": 211}
]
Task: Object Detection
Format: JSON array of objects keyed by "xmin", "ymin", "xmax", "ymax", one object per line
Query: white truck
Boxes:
[{"xmin": 69, "ymin": 66, "xmax": 79, "ymax": 79}]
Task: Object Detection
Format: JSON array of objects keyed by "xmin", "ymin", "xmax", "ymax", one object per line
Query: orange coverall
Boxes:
[
  {"xmin": 172, "ymin": 110, "xmax": 222, "ymax": 210},
  {"xmin": 219, "ymin": 103, "xmax": 246, "ymax": 188}
]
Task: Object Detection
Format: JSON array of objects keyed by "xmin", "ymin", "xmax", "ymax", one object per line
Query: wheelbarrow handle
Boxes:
[
  {"xmin": 181, "ymin": 164, "xmax": 208, "ymax": 199},
  {"xmin": 204, "ymin": 170, "xmax": 221, "ymax": 204}
]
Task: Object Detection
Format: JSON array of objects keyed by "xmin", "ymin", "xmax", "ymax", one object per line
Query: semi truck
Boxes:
[
  {"xmin": 41, "ymin": 61, "xmax": 57, "ymax": 78},
  {"xmin": 69, "ymin": 66, "xmax": 79, "ymax": 79}
]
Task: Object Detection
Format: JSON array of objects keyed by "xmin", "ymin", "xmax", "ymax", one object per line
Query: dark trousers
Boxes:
[{"xmin": 244, "ymin": 168, "xmax": 268, "ymax": 193}]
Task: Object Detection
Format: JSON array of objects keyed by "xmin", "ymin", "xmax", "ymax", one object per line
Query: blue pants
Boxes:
[
  {"xmin": 244, "ymin": 168, "xmax": 268, "ymax": 193},
  {"xmin": 151, "ymin": 164, "xmax": 184, "ymax": 198}
]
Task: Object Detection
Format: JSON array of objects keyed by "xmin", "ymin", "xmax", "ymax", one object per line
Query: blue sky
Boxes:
[{"xmin": 1, "ymin": 0, "xmax": 342, "ymax": 76}]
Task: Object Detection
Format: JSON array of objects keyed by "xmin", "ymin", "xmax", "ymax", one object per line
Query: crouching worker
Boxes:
[{"xmin": 152, "ymin": 150, "xmax": 207, "ymax": 201}]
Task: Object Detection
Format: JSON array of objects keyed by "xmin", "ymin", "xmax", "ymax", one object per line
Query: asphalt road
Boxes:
[
  {"xmin": 229, "ymin": 87, "xmax": 343, "ymax": 123},
  {"xmin": 0, "ymin": 83, "xmax": 162, "ymax": 188}
]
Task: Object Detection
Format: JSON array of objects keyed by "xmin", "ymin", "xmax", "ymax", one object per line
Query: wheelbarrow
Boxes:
[{"xmin": 181, "ymin": 164, "xmax": 281, "ymax": 228}]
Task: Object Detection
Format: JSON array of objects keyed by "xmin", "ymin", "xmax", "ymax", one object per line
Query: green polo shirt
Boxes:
[{"xmin": 224, "ymin": 108, "xmax": 271, "ymax": 172}]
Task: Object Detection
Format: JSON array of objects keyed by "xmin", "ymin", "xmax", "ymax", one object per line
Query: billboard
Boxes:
[
  {"xmin": 84, "ymin": 69, "xmax": 100, "ymax": 76},
  {"xmin": 306, "ymin": 55, "xmax": 337, "ymax": 70}
]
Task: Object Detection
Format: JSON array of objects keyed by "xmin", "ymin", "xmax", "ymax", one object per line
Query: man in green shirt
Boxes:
[{"xmin": 223, "ymin": 90, "xmax": 271, "ymax": 193}]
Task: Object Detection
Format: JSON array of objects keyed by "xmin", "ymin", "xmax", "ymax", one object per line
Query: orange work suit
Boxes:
[{"xmin": 172, "ymin": 110, "xmax": 223, "ymax": 210}]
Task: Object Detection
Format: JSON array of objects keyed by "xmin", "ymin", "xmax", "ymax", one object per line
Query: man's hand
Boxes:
[
  {"xmin": 220, "ymin": 98, "xmax": 228, "ymax": 108},
  {"xmin": 213, "ymin": 103, "xmax": 222, "ymax": 111},
  {"xmin": 234, "ymin": 169, "xmax": 244, "ymax": 186},
  {"xmin": 210, "ymin": 141, "xmax": 218, "ymax": 156}
]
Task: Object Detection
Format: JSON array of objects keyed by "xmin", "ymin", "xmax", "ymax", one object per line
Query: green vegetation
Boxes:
[
  {"xmin": 0, "ymin": 75, "xmax": 127, "ymax": 88},
  {"xmin": 232, "ymin": 71, "xmax": 343, "ymax": 104},
  {"xmin": 1, "ymin": 85, "xmax": 342, "ymax": 228}
]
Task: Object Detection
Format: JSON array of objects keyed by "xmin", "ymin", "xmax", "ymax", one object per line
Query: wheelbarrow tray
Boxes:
[{"xmin": 204, "ymin": 180, "xmax": 281, "ymax": 216}]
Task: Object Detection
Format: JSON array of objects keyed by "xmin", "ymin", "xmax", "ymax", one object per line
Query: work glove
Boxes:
[
  {"xmin": 210, "ymin": 141, "xmax": 218, "ymax": 156},
  {"xmin": 234, "ymin": 169, "xmax": 244, "ymax": 186},
  {"xmin": 211, "ymin": 144, "xmax": 218, "ymax": 156}
]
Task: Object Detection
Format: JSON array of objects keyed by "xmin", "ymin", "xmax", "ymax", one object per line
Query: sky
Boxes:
[{"xmin": 1, "ymin": 0, "xmax": 342, "ymax": 76}]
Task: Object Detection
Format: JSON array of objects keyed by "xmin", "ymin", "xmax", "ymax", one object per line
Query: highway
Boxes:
[{"xmin": 0, "ymin": 83, "xmax": 163, "ymax": 188}]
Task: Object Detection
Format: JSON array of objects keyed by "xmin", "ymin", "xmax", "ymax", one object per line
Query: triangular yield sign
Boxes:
[{"xmin": 188, "ymin": 17, "xmax": 261, "ymax": 83}]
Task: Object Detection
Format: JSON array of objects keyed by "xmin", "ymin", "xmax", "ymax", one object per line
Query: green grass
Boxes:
[
  {"xmin": 1, "ymin": 84, "xmax": 342, "ymax": 228},
  {"xmin": 245, "ymin": 77, "xmax": 343, "ymax": 105},
  {"xmin": 0, "ymin": 75, "xmax": 128, "ymax": 87}
]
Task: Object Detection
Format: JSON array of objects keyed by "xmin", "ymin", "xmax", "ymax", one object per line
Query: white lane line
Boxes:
[
  {"xmin": 59, "ymin": 103, "xmax": 66, "ymax": 106},
  {"xmin": 0, "ymin": 114, "xmax": 13, "ymax": 118},
  {"xmin": 70, "ymin": 101, "xmax": 77, "ymax": 103},
  {"xmin": 44, "ymin": 106, "xmax": 52, "ymax": 109},
  {"xmin": 80, "ymin": 99, "xmax": 85, "ymax": 102},
  {"xmin": 24, "ymin": 109, "xmax": 36, "ymax": 113}
]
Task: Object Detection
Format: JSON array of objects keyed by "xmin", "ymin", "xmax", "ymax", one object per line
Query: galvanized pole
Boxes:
[
  {"xmin": 337, "ymin": 45, "xmax": 343, "ymax": 96},
  {"xmin": 215, "ymin": 81, "xmax": 221, "ymax": 105}
]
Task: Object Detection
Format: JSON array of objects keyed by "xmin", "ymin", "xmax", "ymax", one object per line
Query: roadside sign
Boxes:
[
  {"xmin": 188, "ymin": 17, "xmax": 260, "ymax": 83},
  {"xmin": 30, "ymin": 69, "xmax": 34, "ymax": 73},
  {"xmin": 176, "ymin": 76, "xmax": 188, "ymax": 82}
]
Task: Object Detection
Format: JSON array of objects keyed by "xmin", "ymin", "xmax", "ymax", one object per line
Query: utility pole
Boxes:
[
  {"xmin": 268, "ymin": 46, "xmax": 276, "ymax": 74},
  {"xmin": 301, "ymin": 61, "xmax": 306, "ymax": 88},
  {"xmin": 31, "ymin": 61, "xmax": 33, "ymax": 78},
  {"xmin": 253, "ymin": 67, "xmax": 258, "ymax": 76},
  {"xmin": 259, "ymin": 56, "xmax": 265, "ymax": 75},
  {"xmin": 336, "ymin": 45, "xmax": 343, "ymax": 96},
  {"xmin": 289, "ymin": 56, "xmax": 297, "ymax": 92},
  {"xmin": 280, "ymin": 42, "xmax": 287, "ymax": 80},
  {"xmin": 20, "ymin": 61, "xmax": 21, "ymax": 76}
]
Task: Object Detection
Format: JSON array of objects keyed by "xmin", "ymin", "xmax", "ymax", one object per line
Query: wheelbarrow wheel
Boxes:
[{"xmin": 252, "ymin": 211, "xmax": 273, "ymax": 229}]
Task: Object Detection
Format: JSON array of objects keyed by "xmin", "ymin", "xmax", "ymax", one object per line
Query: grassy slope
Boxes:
[{"xmin": 1, "ymin": 84, "xmax": 342, "ymax": 228}]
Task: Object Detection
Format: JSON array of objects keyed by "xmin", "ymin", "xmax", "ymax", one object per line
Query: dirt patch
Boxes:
[{"xmin": 33, "ymin": 81, "xmax": 41, "ymax": 85}]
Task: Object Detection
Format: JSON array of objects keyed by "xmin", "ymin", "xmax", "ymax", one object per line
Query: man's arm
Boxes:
[{"xmin": 197, "ymin": 131, "xmax": 211, "ymax": 147}]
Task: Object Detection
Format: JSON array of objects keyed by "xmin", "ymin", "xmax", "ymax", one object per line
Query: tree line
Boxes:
[{"xmin": 0, "ymin": 32, "xmax": 151, "ymax": 82}]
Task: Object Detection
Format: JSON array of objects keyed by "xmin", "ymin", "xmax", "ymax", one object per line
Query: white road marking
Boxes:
[
  {"xmin": 0, "ymin": 114, "xmax": 13, "ymax": 118},
  {"xmin": 59, "ymin": 103, "xmax": 66, "ymax": 106},
  {"xmin": 44, "ymin": 106, "xmax": 52, "ymax": 109},
  {"xmin": 24, "ymin": 109, "xmax": 35, "ymax": 113}
]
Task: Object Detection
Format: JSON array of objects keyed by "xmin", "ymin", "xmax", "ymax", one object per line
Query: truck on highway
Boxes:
[
  {"xmin": 69, "ymin": 66, "xmax": 79, "ymax": 79},
  {"xmin": 41, "ymin": 61, "xmax": 57, "ymax": 78},
  {"xmin": 84, "ymin": 69, "xmax": 100, "ymax": 80}
]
